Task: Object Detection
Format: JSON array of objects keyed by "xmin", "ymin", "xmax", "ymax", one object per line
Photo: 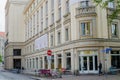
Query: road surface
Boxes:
[{"xmin": 0, "ymin": 70, "xmax": 37, "ymax": 80}]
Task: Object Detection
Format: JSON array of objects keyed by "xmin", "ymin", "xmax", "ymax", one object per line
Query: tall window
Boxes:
[
  {"xmin": 65, "ymin": 28, "xmax": 69, "ymax": 41},
  {"xmin": 57, "ymin": 32, "xmax": 61, "ymax": 44},
  {"xmin": 58, "ymin": 0, "xmax": 61, "ymax": 6},
  {"xmin": 46, "ymin": 1, "xmax": 48, "ymax": 15},
  {"xmin": 50, "ymin": 35, "xmax": 54, "ymax": 46},
  {"xmin": 46, "ymin": 18, "xmax": 48, "ymax": 27},
  {"xmin": 111, "ymin": 51, "xmax": 120, "ymax": 69},
  {"xmin": 58, "ymin": 7, "xmax": 61, "ymax": 19},
  {"xmin": 111, "ymin": 23, "xmax": 117, "ymax": 37},
  {"xmin": 41, "ymin": 7, "xmax": 43, "ymax": 20},
  {"xmin": 33, "ymin": 58, "xmax": 35, "ymax": 68},
  {"xmin": 36, "ymin": 58, "xmax": 38, "ymax": 69},
  {"xmin": 33, "ymin": 44, "xmax": 35, "ymax": 52},
  {"xmin": 33, "ymin": 14, "xmax": 35, "ymax": 35},
  {"xmin": 81, "ymin": 22, "xmax": 91, "ymax": 35},
  {"xmin": 66, "ymin": 0, "xmax": 69, "ymax": 13},
  {"xmin": 51, "ymin": 13, "xmax": 54, "ymax": 24},
  {"xmin": 81, "ymin": 0, "xmax": 89, "ymax": 7},
  {"xmin": 41, "ymin": 22, "xmax": 43, "ymax": 31},
  {"xmin": 51, "ymin": 0, "xmax": 54, "ymax": 11},
  {"xmin": 66, "ymin": 53, "xmax": 71, "ymax": 70},
  {"xmin": 37, "ymin": 11, "xmax": 39, "ymax": 33}
]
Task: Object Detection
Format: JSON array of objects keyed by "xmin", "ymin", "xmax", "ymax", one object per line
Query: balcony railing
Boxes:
[{"xmin": 76, "ymin": 6, "xmax": 96, "ymax": 18}]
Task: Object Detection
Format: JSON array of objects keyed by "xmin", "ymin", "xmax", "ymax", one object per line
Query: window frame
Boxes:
[
  {"xmin": 80, "ymin": 21, "xmax": 92, "ymax": 36},
  {"xmin": 111, "ymin": 23, "xmax": 118, "ymax": 37}
]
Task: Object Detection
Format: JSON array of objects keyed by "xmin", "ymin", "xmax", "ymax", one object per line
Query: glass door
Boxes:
[
  {"xmin": 79, "ymin": 56, "xmax": 98, "ymax": 74},
  {"xmin": 83, "ymin": 56, "xmax": 88, "ymax": 71}
]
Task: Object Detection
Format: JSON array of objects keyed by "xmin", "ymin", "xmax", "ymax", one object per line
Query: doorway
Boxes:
[
  {"xmin": 13, "ymin": 59, "xmax": 21, "ymax": 69},
  {"xmin": 79, "ymin": 55, "xmax": 98, "ymax": 74}
]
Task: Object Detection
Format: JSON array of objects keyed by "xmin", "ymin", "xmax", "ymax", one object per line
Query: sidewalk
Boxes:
[{"xmin": 32, "ymin": 74, "xmax": 120, "ymax": 80}]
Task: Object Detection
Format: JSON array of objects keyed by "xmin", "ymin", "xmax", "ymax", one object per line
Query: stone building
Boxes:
[{"xmin": 5, "ymin": 0, "xmax": 120, "ymax": 74}]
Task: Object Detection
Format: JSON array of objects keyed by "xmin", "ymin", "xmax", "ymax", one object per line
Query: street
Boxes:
[
  {"xmin": 0, "ymin": 70, "xmax": 35, "ymax": 80},
  {"xmin": 0, "ymin": 70, "xmax": 120, "ymax": 80}
]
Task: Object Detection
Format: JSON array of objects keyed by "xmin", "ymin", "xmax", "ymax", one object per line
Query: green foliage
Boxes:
[
  {"xmin": 0, "ymin": 54, "xmax": 3, "ymax": 62},
  {"xmin": 93, "ymin": 0, "xmax": 120, "ymax": 22}
]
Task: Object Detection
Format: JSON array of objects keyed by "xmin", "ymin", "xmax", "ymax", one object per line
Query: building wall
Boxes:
[
  {"xmin": 5, "ymin": 0, "xmax": 120, "ymax": 74},
  {"xmin": 23, "ymin": 0, "xmax": 120, "ymax": 74},
  {"xmin": 5, "ymin": 0, "xmax": 29, "ymax": 69}
]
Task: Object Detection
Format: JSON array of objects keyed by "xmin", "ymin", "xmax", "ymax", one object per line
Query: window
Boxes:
[
  {"xmin": 57, "ymin": 32, "xmax": 61, "ymax": 44},
  {"xmin": 46, "ymin": 1, "xmax": 48, "ymax": 15},
  {"xmin": 51, "ymin": 13, "xmax": 54, "ymax": 24},
  {"xmin": 13, "ymin": 49, "xmax": 21, "ymax": 56},
  {"xmin": 66, "ymin": 53, "xmax": 71, "ymax": 70},
  {"xmin": 65, "ymin": 28, "xmax": 69, "ymax": 41},
  {"xmin": 41, "ymin": 7, "xmax": 43, "ymax": 20},
  {"xmin": 41, "ymin": 22, "xmax": 43, "ymax": 31},
  {"xmin": 66, "ymin": 0, "xmax": 69, "ymax": 13},
  {"xmin": 81, "ymin": 22, "xmax": 91, "ymax": 35},
  {"xmin": 108, "ymin": 2, "xmax": 114, "ymax": 8},
  {"xmin": 33, "ymin": 58, "xmax": 35, "ymax": 68},
  {"xmin": 36, "ymin": 58, "xmax": 38, "ymax": 69},
  {"xmin": 81, "ymin": 0, "xmax": 89, "ymax": 7},
  {"xmin": 111, "ymin": 23, "xmax": 118, "ymax": 37},
  {"xmin": 50, "ymin": 35, "xmax": 54, "ymax": 46},
  {"xmin": 33, "ymin": 44, "xmax": 35, "ymax": 52},
  {"xmin": 46, "ymin": 18, "xmax": 48, "ymax": 27},
  {"xmin": 51, "ymin": 0, "xmax": 54, "ymax": 11},
  {"xmin": 111, "ymin": 51, "xmax": 120, "ymax": 69},
  {"xmin": 58, "ymin": 7, "xmax": 61, "ymax": 19},
  {"xmin": 58, "ymin": 0, "xmax": 61, "ymax": 6},
  {"xmin": 37, "ymin": 11, "xmax": 39, "ymax": 25}
]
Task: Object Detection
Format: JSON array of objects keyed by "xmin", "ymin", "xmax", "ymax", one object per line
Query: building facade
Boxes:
[
  {"xmin": 5, "ymin": 0, "xmax": 29, "ymax": 69},
  {"xmin": 0, "ymin": 32, "xmax": 5, "ymax": 69},
  {"xmin": 23, "ymin": 0, "xmax": 120, "ymax": 74},
  {"xmin": 5, "ymin": 0, "xmax": 120, "ymax": 74}
]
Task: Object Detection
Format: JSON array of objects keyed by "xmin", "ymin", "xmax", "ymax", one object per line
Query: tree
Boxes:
[
  {"xmin": 93, "ymin": 0, "xmax": 120, "ymax": 22},
  {"xmin": 0, "ymin": 54, "xmax": 3, "ymax": 63}
]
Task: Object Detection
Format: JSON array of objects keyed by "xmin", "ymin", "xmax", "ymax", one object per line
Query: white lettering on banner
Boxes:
[{"xmin": 35, "ymin": 34, "xmax": 48, "ymax": 50}]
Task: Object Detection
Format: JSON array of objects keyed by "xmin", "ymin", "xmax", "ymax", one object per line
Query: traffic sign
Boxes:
[{"xmin": 47, "ymin": 50, "xmax": 52, "ymax": 56}]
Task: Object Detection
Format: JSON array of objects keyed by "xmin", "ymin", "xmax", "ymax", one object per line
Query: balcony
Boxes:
[{"xmin": 76, "ymin": 6, "xmax": 96, "ymax": 18}]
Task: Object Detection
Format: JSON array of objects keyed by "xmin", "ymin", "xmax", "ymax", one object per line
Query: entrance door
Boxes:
[
  {"xmin": 13, "ymin": 59, "xmax": 21, "ymax": 69},
  {"xmin": 79, "ymin": 56, "xmax": 98, "ymax": 74}
]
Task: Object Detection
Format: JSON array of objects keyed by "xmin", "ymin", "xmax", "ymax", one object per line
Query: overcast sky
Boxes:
[{"xmin": 0, "ymin": 0, "xmax": 7, "ymax": 32}]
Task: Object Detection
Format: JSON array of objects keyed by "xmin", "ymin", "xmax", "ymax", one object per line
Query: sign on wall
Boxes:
[
  {"xmin": 35, "ymin": 34, "xmax": 48, "ymax": 50},
  {"xmin": 70, "ymin": 0, "xmax": 82, "ymax": 6}
]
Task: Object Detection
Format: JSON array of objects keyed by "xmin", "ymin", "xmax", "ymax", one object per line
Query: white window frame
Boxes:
[
  {"xmin": 111, "ymin": 23, "xmax": 118, "ymax": 37},
  {"xmin": 80, "ymin": 21, "xmax": 92, "ymax": 36}
]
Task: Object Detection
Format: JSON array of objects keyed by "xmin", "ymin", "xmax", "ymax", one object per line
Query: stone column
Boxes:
[
  {"xmin": 38, "ymin": 56, "xmax": 40, "ymax": 70},
  {"xmin": 48, "ymin": 56, "xmax": 51, "ymax": 69},
  {"xmin": 71, "ymin": 48, "xmax": 75, "ymax": 73},
  {"xmin": 54, "ymin": 54, "xmax": 58, "ymax": 69},
  {"xmin": 42, "ymin": 56, "xmax": 45, "ymax": 69},
  {"xmin": 34, "ymin": 57, "xmax": 36, "ymax": 70},
  {"xmin": 74, "ymin": 49, "xmax": 79, "ymax": 70},
  {"xmin": 62, "ymin": 51, "xmax": 66, "ymax": 69}
]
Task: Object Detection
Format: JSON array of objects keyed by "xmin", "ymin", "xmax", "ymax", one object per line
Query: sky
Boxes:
[{"xmin": 0, "ymin": 0, "xmax": 7, "ymax": 32}]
